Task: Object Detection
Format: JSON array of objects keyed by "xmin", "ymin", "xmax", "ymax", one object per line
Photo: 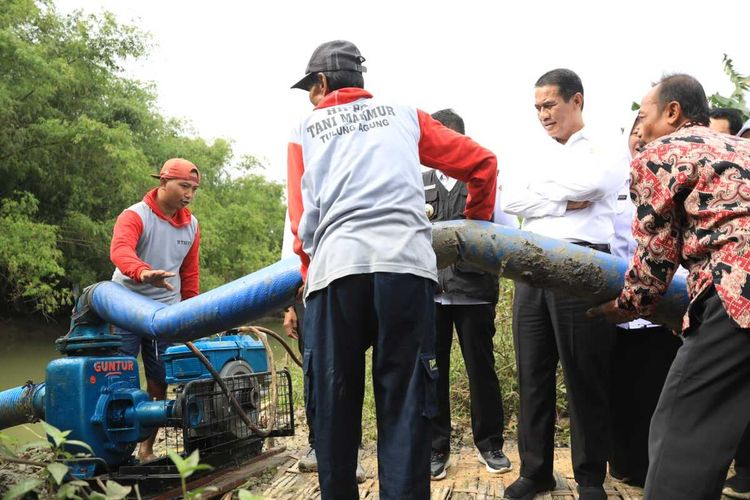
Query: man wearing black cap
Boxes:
[{"xmin": 288, "ymin": 41, "xmax": 498, "ymax": 499}]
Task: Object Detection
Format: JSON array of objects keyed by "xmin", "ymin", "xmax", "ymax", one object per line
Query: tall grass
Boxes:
[{"xmin": 287, "ymin": 279, "xmax": 570, "ymax": 446}]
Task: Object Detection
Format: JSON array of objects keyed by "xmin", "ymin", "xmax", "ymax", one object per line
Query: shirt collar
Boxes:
[
  {"xmin": 315, "ymin": 88, "xmax": 374, "ymax": 109},
  {"xmin": 143, "ymin": 188, "xmax": 193, "ymax": 228},
  {"xmin": 564, "ymin": 126, "xmax": 587, "ymax": 147}
]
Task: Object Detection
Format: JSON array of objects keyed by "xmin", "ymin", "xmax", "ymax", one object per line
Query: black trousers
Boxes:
[
  {"xmin": 432, "ymin": 303, "xmax": 504, "ymax": 453},
  {"xmin": 304, "ymin": 273, "xmax": 436, "ymax": 500},
  {"xmin": 609, "ymin": 325, "xmax": 681, "ymax": 485},
  {"xmin": 734, "ymin": 424, "xmax": 750, "ymax": 477},
  {"xmin": 512, "ymin": 282, "xmax": 616, "ymax": 486},
  {"xmin": 644, "ymin": 287, "xmax": 750, "ymax": 500},
  {"xmin": 293, "ymin": 302, "xmax": 315, "ymax": 447}
]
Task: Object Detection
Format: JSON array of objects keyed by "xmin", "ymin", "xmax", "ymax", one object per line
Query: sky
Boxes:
[{"xmin": 55, "ymin": 0, "xmax": 750, "ymax": 184}]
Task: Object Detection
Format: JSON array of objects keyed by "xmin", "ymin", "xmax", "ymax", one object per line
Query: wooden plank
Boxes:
[
  {"xmin": 432, "ymin": 483, "xmax": 453, "ymax": 500},
  {"xmin": 568, "ymin": 478, "xmax": 580, "ymax": 499},
  {"xmin": 494, "ymin": 480, "xmax": 505, "ymax": 498},
  {"xmin": 612, "ymin": 481, "xmax": 642, "ymax": 500},
  {"xmin": 358, "ymin": 478, "xmax": 375, "ymax": 499},
  {"xmin": 477, "ymin": 479, "xmax": 490, "ymax": 500},
  {"xmin": 553, "ymin": 470, "xmax": 569, "ymax": 491},
  {"xmin": 153, "ymin": 446, "xmax": 289, "ymax": 500},
  {"xmin": 263, "ymin": 472, "xmax": 297, "ymax": 497}
]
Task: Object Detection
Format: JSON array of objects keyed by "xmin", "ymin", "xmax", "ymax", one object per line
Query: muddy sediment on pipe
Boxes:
[
  {"xmin": 509, "ymin": 241, "xmax": 607, "ymax": 295},
  {"xmin": 433, "ymin": 226, "xmax": 608, "ymax": 296}
]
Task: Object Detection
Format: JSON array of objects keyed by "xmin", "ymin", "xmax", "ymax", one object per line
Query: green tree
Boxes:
[
  {"xmin": 708, "ymin": 54, "xmax": 750, "ymax": 121},
  {"xmin": 195, "ymin": 156, "xmax": 285, "ymax": 291},
  {"xmin": 0, "ymin": 192, "xmax": 68, "ymax": 313},
  {"xmin": 0, "ymin": 0, "xmax": 286, "ymax": 315}
]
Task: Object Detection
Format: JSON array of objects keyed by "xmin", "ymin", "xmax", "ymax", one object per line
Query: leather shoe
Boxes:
[{"xmin": 504, "ymin": 476, "xmax": 556, "ymax": 500}]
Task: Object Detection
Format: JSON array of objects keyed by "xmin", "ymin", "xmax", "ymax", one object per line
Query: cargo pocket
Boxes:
[
  {"xmin": 420, "ymin": 353, "xmax": 439, "ymax": 418},
  {"xmin": 302, "ymin": 349, "xmax": 315, "ymax": 417}
]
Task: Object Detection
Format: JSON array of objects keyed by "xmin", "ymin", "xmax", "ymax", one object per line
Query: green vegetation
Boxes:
[
  {"xmin": 0, "ymin": 0, "xmax": 285, "ymax": 315},
  {"xmin": 0, "ymin": 422, "xmax": 135, "ymax": 499},
  {"xmin": 708, "ymin": 54, "xmax": 750, "ymax": 121},
  {"xmin": 168, "ymin": 449, "xmax": 215, "ymax": 499}
]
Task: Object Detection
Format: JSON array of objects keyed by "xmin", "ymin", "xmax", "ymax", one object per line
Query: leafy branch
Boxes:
[{"xmin": 708, "ymin": 53, "xmax": 750, "ymax": 121}]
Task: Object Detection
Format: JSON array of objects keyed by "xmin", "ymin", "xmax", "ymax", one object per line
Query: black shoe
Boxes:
[
  {"xmin": 608, "ymin": 467, "xmax": 630, "ymax": 483},
  {"xmin": 725, "ymin": 474, "xmax": 750, "ymax": 499},
  {"xmin": 477, "ymin": 449, "xmax": 512, "ymax": 473},
  {"xmin": 625, "ymin": 471, "xmax": 646, "ymax": 488},
  {"xmin": 503, "ymin": 476, "xmax": 556, "ymax": 500},
  {"xmin": 577, "ymin": 485, "xmax": 607, "ymax": 500},
  {"xmin": 430, "ymin": 449, "xmax": 450, "ymax": 480}
]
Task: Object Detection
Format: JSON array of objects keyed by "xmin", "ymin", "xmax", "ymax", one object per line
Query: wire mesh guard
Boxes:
[{"xmin": 162, "ymin": 369, "xmax": 294, "ymax": 457}]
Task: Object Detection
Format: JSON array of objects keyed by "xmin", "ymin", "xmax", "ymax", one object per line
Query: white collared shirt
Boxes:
[
  {"xmin": 436, "ymin": 171, "xmax": 458, "ymax": 192},
  {"xmin": 501, "ymin": 127, "xmax": 626, "ymax": 244}
]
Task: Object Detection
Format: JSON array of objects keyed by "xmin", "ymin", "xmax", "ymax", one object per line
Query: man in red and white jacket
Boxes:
[
  {"xmin": 110, "ymin": 157, "xmax": 200, "ymax": 461},
  {"xmin": 288, "ymin": 40, "xmax": 497, "ymax": 500}
]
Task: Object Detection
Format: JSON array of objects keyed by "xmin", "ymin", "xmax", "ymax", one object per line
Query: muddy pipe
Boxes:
[
  {"xmin": 432, "ymin": 220, "xmax": 689, "ymax": 330},
  {"xmin": 78, "ymin": 221, "xmax": 688, "ymax": 343}
]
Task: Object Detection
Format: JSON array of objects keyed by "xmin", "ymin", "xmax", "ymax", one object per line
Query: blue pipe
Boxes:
[
  {"xmin": 133, "ymin": 400, "xmax": 176, "ymax": 428},
  {"xmin": 82, "ymin": 221, "xmax": 689, "ymax": 342},
  {"xmin": 0, "ymin": 383, "xmax": 45, "ymax": 429},
  {"xmin": 432, "ymin": 220, "xmax": 689, "ymax": 330},
  {"xmin": 88, "ymin": 257, "xmax": 302, "ymax": 343}
]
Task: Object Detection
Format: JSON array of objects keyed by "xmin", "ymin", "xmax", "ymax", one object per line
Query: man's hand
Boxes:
[
  {"xmin": 139, "ymin": 269, "xmax": 176, "ymax": 291},
  {"xmin": 567, "ymin": 200, "xmax": 592, "ymax": 211},
  {"xmin": 586, "ymin": 299, "xmax": 638, "ymax": 324},
  {"xmin": 283, "ymin": 307, "xmax": 299, "ymax": 340},
  {"xmin": 295, "ymin": 284, "xmax": 304, "ymax": 302}
]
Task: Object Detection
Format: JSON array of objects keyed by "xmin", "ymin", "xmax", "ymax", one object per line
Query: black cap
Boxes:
[{"xmin": 291, "ymin": 40, "xmax": 367, "ymax": 90}]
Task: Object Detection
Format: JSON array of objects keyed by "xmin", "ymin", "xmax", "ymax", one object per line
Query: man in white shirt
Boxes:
[{"xmin": 501, "ymin": 69, "xmax": 626, "ymax": 500}]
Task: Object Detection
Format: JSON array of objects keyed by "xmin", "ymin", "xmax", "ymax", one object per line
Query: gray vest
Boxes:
[
  {"xmin": 112, "ymin": 201, "xmax": 198, "ymax": 305},
  {"xmin": 423, "ymin": 170, "xmax": 499, "ymax": 303}
]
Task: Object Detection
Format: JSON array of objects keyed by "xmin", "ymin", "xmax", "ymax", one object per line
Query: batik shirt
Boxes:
[{"xmin": 616, "ymin": 125, "xmax": 750, "ymax": 329}]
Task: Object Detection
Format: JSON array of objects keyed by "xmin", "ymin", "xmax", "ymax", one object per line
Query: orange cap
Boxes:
[{"xmin": 151, "ymin": 158, "xmax": 200, "ymax": 185}]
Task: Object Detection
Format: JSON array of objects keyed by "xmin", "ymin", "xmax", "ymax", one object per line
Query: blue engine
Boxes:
[
  {"xmin": 163, "ymin": 333, "xmax": 268, "ymax": 384},
  {"xmin": 20, "ymin": 324, "xmax": 269, "ymax": 478}
]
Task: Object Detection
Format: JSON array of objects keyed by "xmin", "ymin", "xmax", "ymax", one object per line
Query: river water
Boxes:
[{"xmin": 0, "ymin": 316, "xmax": 288, "ymax": 443}]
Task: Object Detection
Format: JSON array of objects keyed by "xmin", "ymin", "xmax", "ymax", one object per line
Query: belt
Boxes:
[{"xmin": 571, "ymin": 241, "xmax": 610, "ymax": 254}]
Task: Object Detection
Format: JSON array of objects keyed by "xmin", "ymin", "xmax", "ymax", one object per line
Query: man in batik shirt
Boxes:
[{"xmin": 589, "ymin": 74, "xmax": 750, "ymax": 500}]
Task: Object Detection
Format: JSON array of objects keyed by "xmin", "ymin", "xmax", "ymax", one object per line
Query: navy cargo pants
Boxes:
[{"xmin": 304, "ymin": 272, "xmax": 437, "ymax": 500}]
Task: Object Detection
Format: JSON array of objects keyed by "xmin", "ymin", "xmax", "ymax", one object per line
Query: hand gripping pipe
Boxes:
[
  {"xmin": 80, "ymin": 221, "xmax": 689, "ymax": 342},
  {"xmin": 432, "ymin": 220, "xmax": 689, "ymax": 331}
]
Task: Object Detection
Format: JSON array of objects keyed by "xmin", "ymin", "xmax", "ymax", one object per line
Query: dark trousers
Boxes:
[
  {"xmin": 512, "ymin": 282, "xmax": 616, "ymax": 486},
  {"xmin": 609, "ymin": 325, "xmax": 681, "ymax": 485},
  {"xmin": 432, "ymin": 303, "xmax": 505, "ymax": 453},
  {"xmin": 304, "ymin": 273, "xmax": 436, "ymax": 500},
  {"xmin": 644, "ymin": 287, "xmax": 750, "ymax": 500},
  {"xmin": 293, "ymin": 302, "xmax": 315, "ymax": 447},
  {"xmin": 735, "ymin": 424, "xmax": 750, "ymax": 477}
]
